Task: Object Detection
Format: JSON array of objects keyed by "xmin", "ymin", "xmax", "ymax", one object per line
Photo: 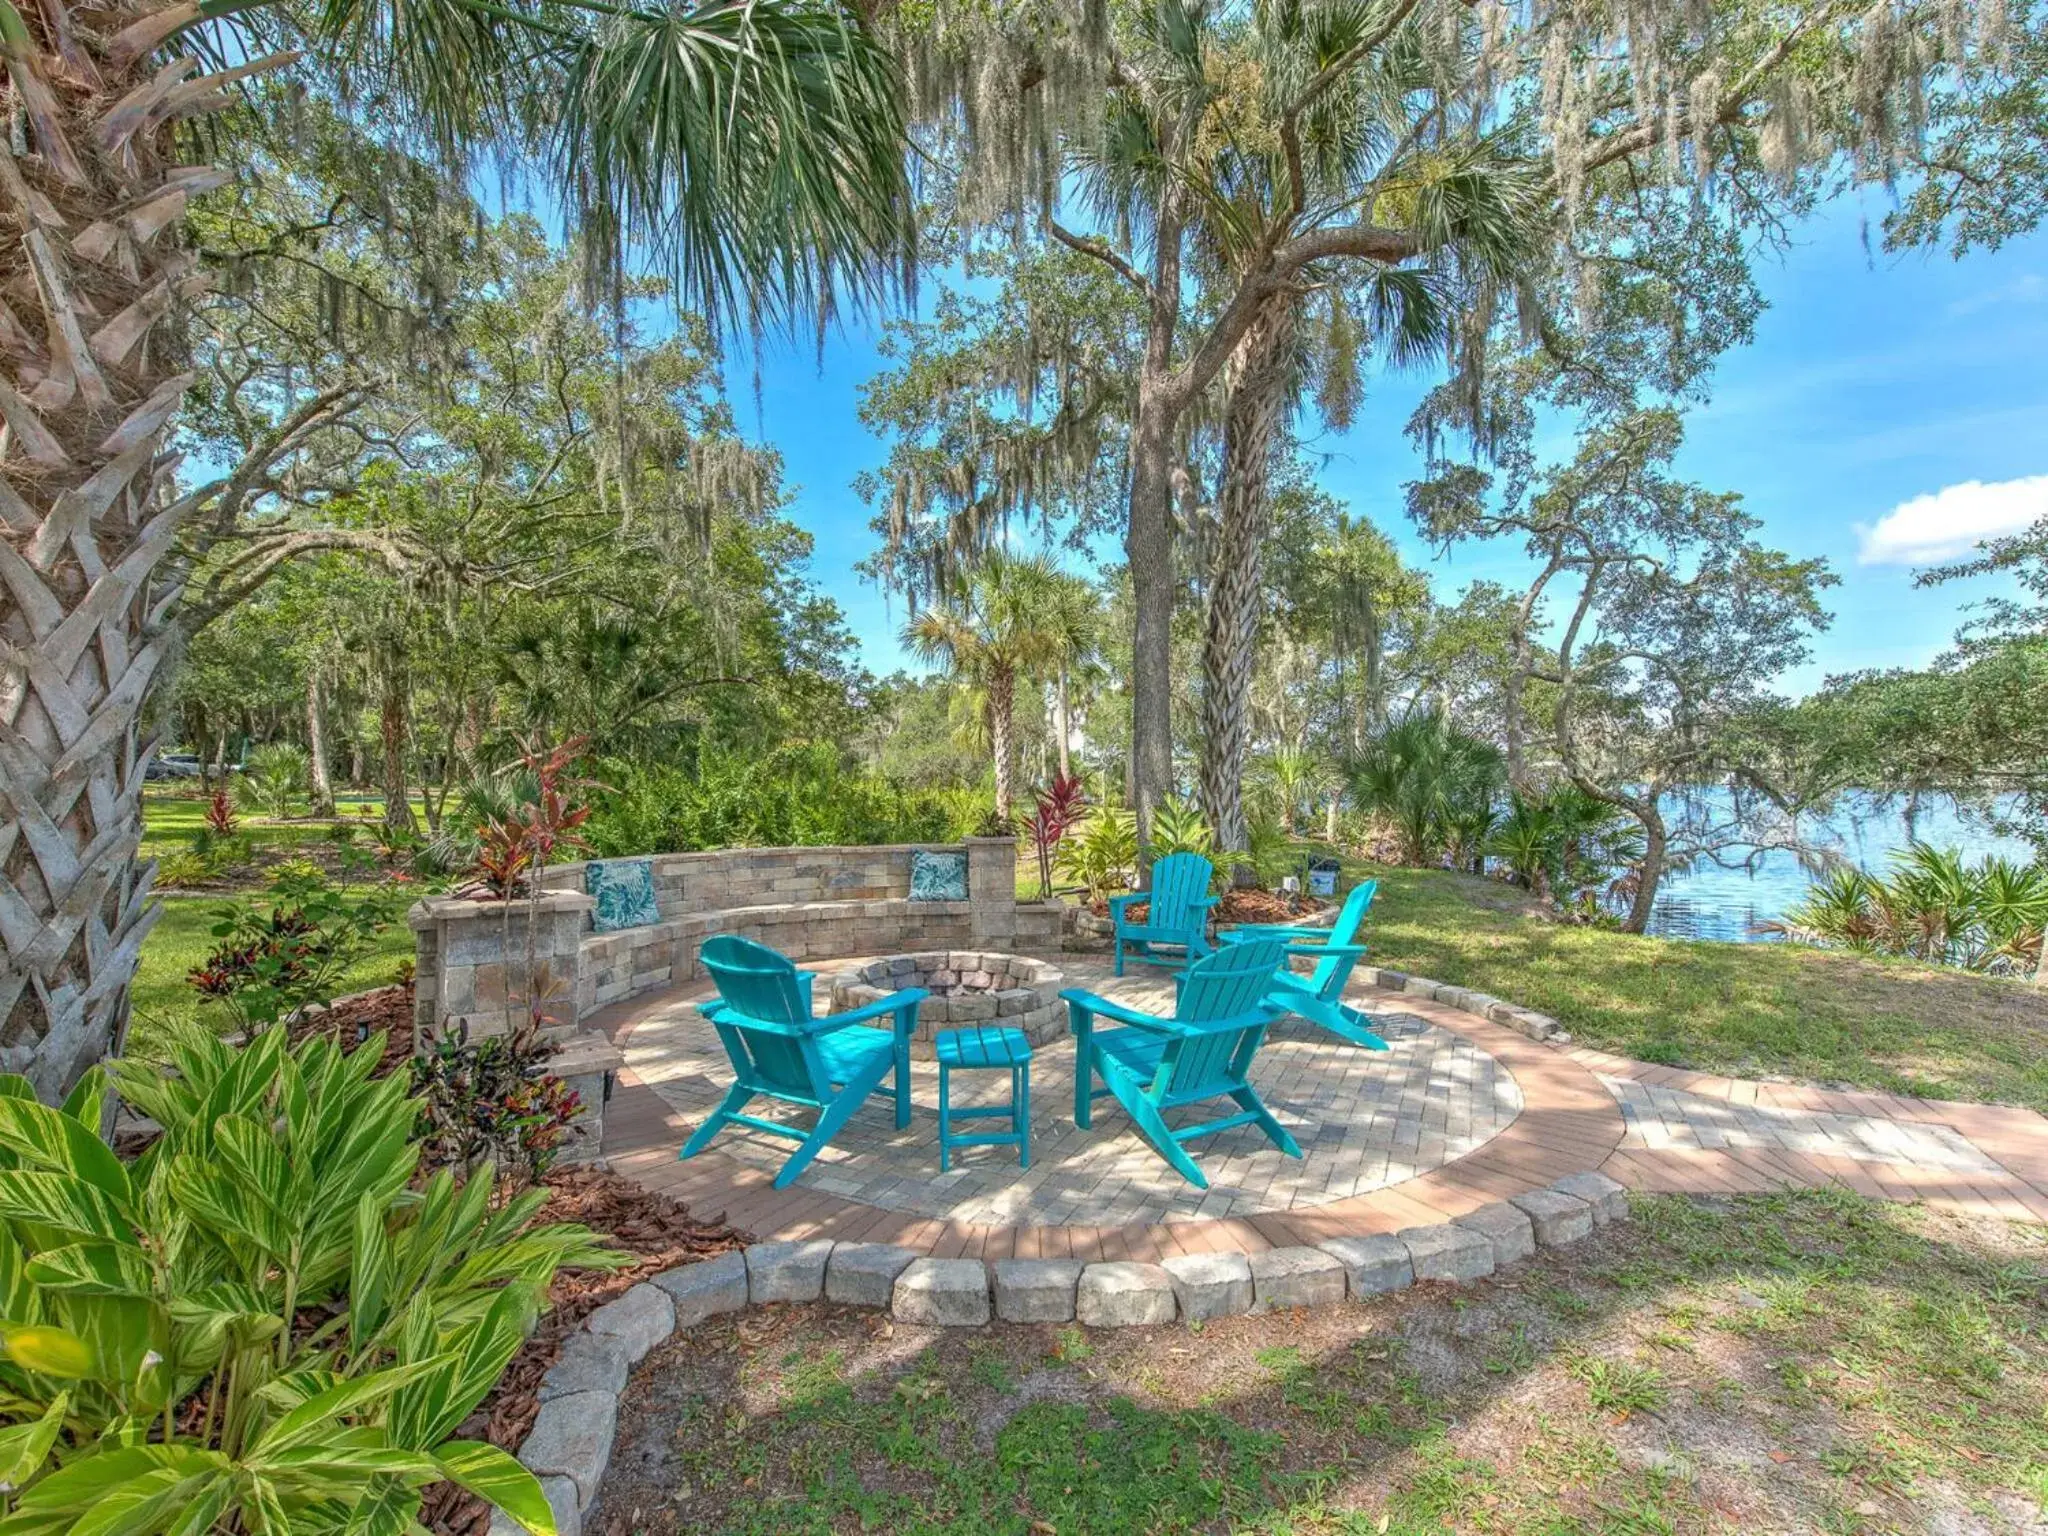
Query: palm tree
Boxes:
[
  {"xmin": 1039, "ymin": 569, "xmax": 1101, "ymax": 781},
  {"xmin": 0, "ymin": 0, "xmax": 911, "ymax": 1097},
  {"xmin": 902, "ymin": 551, "xmax": 1065, "ymax": 820}
]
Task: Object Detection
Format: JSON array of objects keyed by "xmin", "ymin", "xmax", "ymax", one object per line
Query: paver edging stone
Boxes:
[{"xmin": 498, "ymin": 1187, "xmax": 1633, "ymax": 1532}]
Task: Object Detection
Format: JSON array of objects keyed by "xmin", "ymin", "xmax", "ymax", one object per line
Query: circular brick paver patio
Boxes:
[
  {"xmin": 588, "ymin": 952, "xmax": 2048, "ymax": 1263},
  {"xmin": 619, "ymin": 959, "xmax": 1523, "ymax": 1226}
]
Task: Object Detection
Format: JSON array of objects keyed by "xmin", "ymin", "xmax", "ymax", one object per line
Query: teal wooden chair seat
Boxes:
[
  {"xmin": 1107, "ymin": 850, "xmax": 1219, "ymax": 975},
  {"xmin": 1217, "ymin": 879, "xmax": 1385, "ymax": 1050},
  {"xmin": 934, "ymin": 1024, "xmax": 1032, "ymax": 1172},
  {"xmin": 1063, "ymin": 938, "xmax": 1301, "ymax": 1190},
  {"xmin": 681, "ymin": 934, "xmax": 926, "ymax": 1190}
]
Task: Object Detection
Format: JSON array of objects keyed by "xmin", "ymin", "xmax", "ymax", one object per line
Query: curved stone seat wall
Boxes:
[{"xmin": 409, "ymin": 837, "xmax": 1059, "ymax": 1037}]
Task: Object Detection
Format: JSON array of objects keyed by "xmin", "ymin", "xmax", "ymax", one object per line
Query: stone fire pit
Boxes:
[{"xmin": 828, "ymin": 951, "xmax": 1065, "ymax": 1057}]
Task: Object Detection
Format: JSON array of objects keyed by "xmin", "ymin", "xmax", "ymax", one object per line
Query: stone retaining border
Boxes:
[{"xmin": 497, "ymin": 1169, "xmax": 1629, "ymax": 1536}]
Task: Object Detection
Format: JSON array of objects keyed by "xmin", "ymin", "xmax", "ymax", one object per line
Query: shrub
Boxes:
[
  {"xmin": 585, "ymin": 744, "xmax": 980, "ymax": 855},
  {"xmin": 0, "ymin": 1027, "xmax": 622, "ymax": 1534},
  {"xmin": 203, "ymin": 787, "xmax": 236, "ymax": 837},
  {"xmin": 235, "ymin": 741, "xmax": 311, "ymax": 819},
  {"xmin": 1147, "ymin": 796, "xmax": 1215, "ymax": 862},
  {"xmin": 1025, "ymin": 773, "xmax": 1088, "ymax": 898},
  {"xmin": 1766, "ymin": 844, "xmax": 2048, "ymax": 974},
  {"xmin": 412, "ymin": 1025, "xmax": 585, "ymax": 1183},
  {"xmin": 188, "ymin": 861, "xmax": 404, "ymax": 1034},
  {"xmin": 1057, "ymin": 807, "xmax": 1140, "ymax": 900}
]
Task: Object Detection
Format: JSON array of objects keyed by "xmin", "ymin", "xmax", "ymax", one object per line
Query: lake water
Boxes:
[{"xmin": 1643, "ymin": 793, "xmax": 2037, "ymax": 943}]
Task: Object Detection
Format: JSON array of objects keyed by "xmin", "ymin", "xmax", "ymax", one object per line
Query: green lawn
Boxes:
[
  {"xmin": 1355, "ymin": 861, "xmax": 2048, "ymax": 1114},
  {"xmin": 594, "ymin": 1190, "xmax": 2048, "ymax": 1535},
  {"xmin": 128, "ymin": 895, "xmax": 415, "ymax": 1048},
  {"xmin": 138, "ymin": 788, "xmax": 422, "ymax": 860}
]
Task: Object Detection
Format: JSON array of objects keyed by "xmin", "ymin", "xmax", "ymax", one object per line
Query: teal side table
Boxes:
[{"xmin": 934, "ymin": 1024, "xmax": 1033, "ymax": 1172}]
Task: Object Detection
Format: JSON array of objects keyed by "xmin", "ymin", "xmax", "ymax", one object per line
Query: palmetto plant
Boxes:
[
  {"xmin": 0, "ymin": 1025, "xmax": 621, "ymax": 1533},
  {"xmin": 234, "ymin": 741, "xmax": 310, "ymax": 820},
  {"xmin": 0, "ymin": 0, "xmax": 911, "ymax": 1100},
  {"xmin": 1056, "ymin": 806, "xmax": 1140, "ymax": 902},
  {"xmin": 1767, "ymin": 845, "xmax": 2048, "ymax": 976},
  {"xmin": 1348, "ymin": 711, "xmax": 1505, "ymax": 868},
  {"xmin": 1147, "ymin": 796, "xmax": 1216, "ymax": 862}
]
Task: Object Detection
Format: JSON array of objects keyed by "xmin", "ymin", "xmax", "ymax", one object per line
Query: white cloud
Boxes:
[{"xmin": 1855, "ymin": 475, "xmax": 2048, "ymax": 566}]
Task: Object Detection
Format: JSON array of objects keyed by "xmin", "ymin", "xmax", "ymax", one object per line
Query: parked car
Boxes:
[{"xmin": 144, "ymin": 753, "xmax": 202, "ymax": 781}]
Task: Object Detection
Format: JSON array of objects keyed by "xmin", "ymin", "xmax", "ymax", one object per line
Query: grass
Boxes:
[
  {"xmin": 594, "ymin": 1190, "xmax": 2048, "ymax": 1535},
  {"xmin": 138, "ymin": 787, "xmax": 422, "ymax": 860},
  {"xmin": 128, "ymin": 895, "xmax": 414, "ymax": 1043},
  {"xmin": 1350, "ymin": 862, "xmax": 2048, "ymax": 1114}
]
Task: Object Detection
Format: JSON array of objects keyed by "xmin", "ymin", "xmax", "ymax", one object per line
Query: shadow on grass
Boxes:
[{"xmin": 588, "ymin": 1189, "xmax": 2048, "ymax": 1536}]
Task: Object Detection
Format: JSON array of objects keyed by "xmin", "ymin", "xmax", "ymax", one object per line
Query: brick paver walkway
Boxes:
[{"xmin": 591, "ymin": 953, "xmax": 2048, "ymax": 1259}]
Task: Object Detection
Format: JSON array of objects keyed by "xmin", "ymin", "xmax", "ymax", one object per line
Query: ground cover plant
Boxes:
[{"xmin": 591, "ymin": 1190, "xmax": 2048, "ymax": 1536}]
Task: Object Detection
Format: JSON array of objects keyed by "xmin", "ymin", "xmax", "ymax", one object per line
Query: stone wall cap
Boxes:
[{"xmin": 410, "ymin": 890, "xmax": 595, "ymax": 925}]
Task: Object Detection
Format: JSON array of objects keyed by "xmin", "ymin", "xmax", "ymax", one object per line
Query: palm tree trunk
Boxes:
[
  {"xmin": 1055, "ymin": 662, "xmax": 1073, "ymax": 781},
  {"xmin": 306, "ymin": 670, "xmax": 336, "ymax": 816},
  {"xmin": 1198, "ymin": 299, "xmax": 1294, "ymax": 883},
  {"xmin": 0, "ymin": 9, "xmax": 266, "ymax": 1096},
  {"xmin": 988, "ymin": 665, "xmax": 1017, "ymax": 821},
  {"xmin": 1126, "ymin": 394, "xmax": 1176, "ymax": 841}
]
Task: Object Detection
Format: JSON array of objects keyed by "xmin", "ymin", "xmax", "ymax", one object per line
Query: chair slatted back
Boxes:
[
  {"xmin": 1306, "ymin": 879, "xmax": 1377, "ymax": 997},
  {"xmin": 1166, "ymin": 939, "xmax": 1286, "ymax": 1099},
  {"xmin": 1146, "ymin": 852, "xmax": 1215, "ymax": 932},
  {"xmin": 700, "ymin": 935, "xmax": 821, "ymax": 1099}
]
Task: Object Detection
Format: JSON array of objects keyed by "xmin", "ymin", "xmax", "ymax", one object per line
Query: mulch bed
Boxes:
[
  {"xmin": 425, "ymin": 1168, "xmax": 749, "ymax": 1536},
  {"xmin": 1089, "ymin": 888, "xmax": 1318, "ymax": 926},
  {"xmin": 287, "ymin": 981, "xmax": 418, "ymax": 1074}
]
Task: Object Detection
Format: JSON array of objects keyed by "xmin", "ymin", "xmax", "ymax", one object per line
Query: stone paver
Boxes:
[
  {"xmin": 539, "ymin": 1331, "xmax": 632, "ymax": 1402},
  {"xmin": 1553, "ymin": 1170, "xmax": 1630, "ymax": 1224},
  {"xmin": 1399, "ymin": 1222, "xmax": 1495, "ymax": 1282},
  {"xmin": 1250, "ymin": 1246, "xmax": 1347, "ymax": 1312},
  {"xmin": 1077, "ymin": 1262, "xmax": 1178, "ymax": 1326},
  {"xmin": 1455, "ymin": 1200, "xmax": 1536, "ymax": 1266},
  {"xmin": 1162, "ymin": 1251, "xmax": 1254, "ymax": 1318},
  {"xmin": 582, "ymin": 1283, "xmax": 672, "ymax": 1362},
  {"xmin": 653, "ymin": 1252, "xmax": 747, "ymax": 1326},
  {"xmin": 746, "ymin": 1240, "xmax": 834, "ymax": 1304},
  {"xmin": 1319, "ymin": 1233, "xmax": 1414, "ymax": 1296},
  {"xmin": 826, "ymin": 1243, "xmax": 919, "ymax": 1307},
  {"xmin": 624, "ymin": 961, "xmax": 1521, "ymax": 1225},
  {"xmin": 519, "ymin": 1390, "xmax": 617, "ymax": 1508},
  {"xmin": 1511, "ymin": 1188, "xmax": 1595, "ymax": 1247},
  {"xmin": 893, "ymin": 1258, "xmax": 990, "ymax": 1325},
  {"xmin": 993, "ymin": 1258, "xmax": 1084, "ymax": 1322}
]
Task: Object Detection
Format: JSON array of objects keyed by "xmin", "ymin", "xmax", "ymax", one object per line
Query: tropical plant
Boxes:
[
  {"xmin": 1765, "ymin": 845, "xmax": 2048, "ymax": 976},
  {"xmin": 1057, "ymin": 807, "xmax": 1141, "ymax": 902},
  {"xmin": 1025, "ymin": 773, "xmax": 1090, "ymax": 899},
  {"xmin": 1148, "ymin": 797, "xmax": 1216, "ymax": 862},
  {"xmin": 1349, "ymin": 713, "xmax": 1506, "ymax": 867},
  {"xmin": 1487, "ymin": 795, "xmax": 1564, "ymax": 898},
  {"xmin": 903, "ymin": 551, "xmax": 1069, "ymax": 819},
  {"xmin": 235, "ymin": 742, "xmax": 312, "ymax": 820},
  {"xmin": 0, "ymin": 1026, "xmax": 622, "ymax": 1533},
  {"xmin": 205, "ymin": 790, "xmax": 239, "ymax": 839},
  {"xmin": 469, "ymin": 739, "xmax": 598, "ymax": 902},
  {"xmin": 412, "ymin": 1027, "xmax": 585, "ymax": 1184},
  {"xmin": 1, "ymin": 0, "xmax": 913, "ymax": 1101},
  {"xmin": 188, "ymin": 862, "xmax": 406, "ymax": 1035}
]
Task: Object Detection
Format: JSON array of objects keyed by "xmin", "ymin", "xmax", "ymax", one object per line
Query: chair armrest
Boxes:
[
  {"xmin": 814, "ymin": 987, "xmax": 928, "ymax": 1033},
  {"xmin": 1284, "ymin": 941, "xmax": 1365, "ymax": 960},
  {"xmin": 1105, "ymin": 891, "xmax": 1142, "ymax": 916},
  {"xmin": 1059, "ymin": 987, "xmax": 1185, "ymax": 1035},
  {"xmin": 1190, "ymin": 894, "xmax": 1221, "ymax": 909},
  {"xmin": 1226, "ymin": 922, "xmax": 1331, "ymax": 942}
]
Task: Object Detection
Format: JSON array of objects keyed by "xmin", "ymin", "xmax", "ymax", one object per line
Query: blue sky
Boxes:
[{"xmin": 736, "ymin": 196, "xmax": 2048, "ymax": 697}]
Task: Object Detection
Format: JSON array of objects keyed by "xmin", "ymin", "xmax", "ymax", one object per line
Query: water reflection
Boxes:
[{"xmin": 1639, "ymin": 794, "xmax": 2033, "ymax": 945}]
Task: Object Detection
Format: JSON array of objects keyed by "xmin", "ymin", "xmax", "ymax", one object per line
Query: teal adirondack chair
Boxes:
[
  {"xmin": 1063, "ymin": 938, "xmax": 1301, "ymax": 1189},
  {"xmin": 1219, "ymin": 879, "xmax": 1386, "ymax": 1050},
  {"xmin": 1108, "ymin": 851, "xmax": 1218, "ymax": 976},
  {"xmin": 681, "ymin": 935, "xmax": 926, "ymax": 1190}
]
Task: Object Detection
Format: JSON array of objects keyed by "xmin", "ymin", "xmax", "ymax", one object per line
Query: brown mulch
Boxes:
[
  {"xmin": 286, "ymin": 981, "xmax": 417, "ymax": 1075},
  {"xmin": 425, "ymin": 1167, "xmax": 749, "ymax": 1536},
  {"xmin": 1088, "ymin": 888, "xmax": 1319, "ymax": 926}
]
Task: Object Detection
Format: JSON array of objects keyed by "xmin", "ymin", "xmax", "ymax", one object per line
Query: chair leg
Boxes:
[
  {"xmin": 1073, "ymin": 1018, "xmax": 1094, "ymax": 1130},
  {"xmin": 1098, "ymin": 1060, "xmax": 1209, "ymax": 1189},
  {"xmin": 938, "ymin": 1060, "xmax": 952, "ymax": 1173},
  {"xmin": 1015, "ymin": 1062, "xmax": 1030, "ymax": 1170},
  {"xmin": 1113, "ymin": 935, "xmax": 1125, "ymax": 977},
  {"xmin": 893, "ymin": 1007, "xmax": 914, "ymax": 1128},
  {"xmin": 680, "ymin": 1083, "xmax": 753, "ymax": 1161},
  {"xmin": 774, "ymin": 1056, "xmax": 892, "ymax": 1190},
  {"xmin": 1229, "ymin": 1085, "xmax": 1304, "ymax": 1159}
]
